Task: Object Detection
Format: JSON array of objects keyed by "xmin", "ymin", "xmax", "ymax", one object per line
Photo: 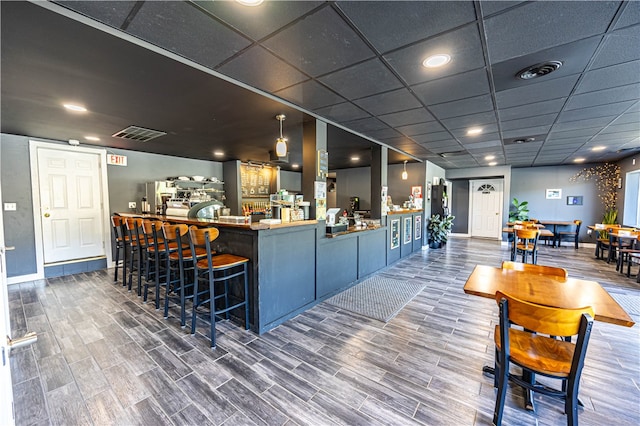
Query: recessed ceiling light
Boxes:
[
  {"xmin": 485, "ymin": 155, "xmax": 495, "ymax": 161},
  {"xmin": 422, "ymin": 54, "xmax": 451, "ymax": 68},
  {"xmin": 351, "ymin": 156, "xmax": 360, "ymax": 161},
  {"xmin": 63, "ymin": 103, "xmax": 87, "ymax": 112},
  {"xmin": 467, "ymin": 127, "xmax": 483, "ymax": 135},
  {"xmin": 592, "ymin": 146, "xmax": 606, "ymax": 151},
  {"xmin": 84, "ymin": 136, "xmax": 100, "ymax": 141},
  {"xmin": 213, "ymin": 150, "xmax": 224, "ymax": 157},
  {"xmin": 489, "ymin": 161, "xmax": 497, "ymax": 166},
  {"xmin": 517, "ymin": 61, "xmax": 563, "ymax": 80},
  {"xmin": 574, "ymin": 158, "xmax": 586, "ymax": 163},
  {"xmin": 291, "ymin": 164, "xmax": 299, "ymax": 169},
  {"xmin": 236, "ymin": 0, "xmax": 264, "ymax": 6}
]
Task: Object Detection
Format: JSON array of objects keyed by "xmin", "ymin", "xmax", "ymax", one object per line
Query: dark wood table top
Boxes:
[
  {"xmin": 464, "ymin": 265, "xmax": 635, "ymax": 327},
  {"xmin": 502, "ymin": 227, "xmax": 554, "ymax": 237},
  {"xmin": 538, "ymin": 220, "xmax": 576, "ymax": 226}
]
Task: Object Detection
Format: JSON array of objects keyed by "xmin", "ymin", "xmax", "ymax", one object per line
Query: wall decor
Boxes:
[
  {"xmin": 415, "ymin": 216, "xmax": 422, "ymax": 240},
  {"xmin": 545, "ymin": 188, "xmax": 562, "ymax": 199},
  {"xmin": 391, "ymin": 219, "xmax": 400, "ymax": 249},
  {"xmin": 567, "ymin": 196, "xmax": 583, "ymax": 205},
  {"xmin": 403, "ymin": 217, "xmax": 412, "ymax": 244},
  {"xmin": 426, "ymin": 183, "xmax": 431, "ymax": 200}
]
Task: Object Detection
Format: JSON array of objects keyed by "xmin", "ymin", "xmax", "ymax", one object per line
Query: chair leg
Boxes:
[
  {"xmin": 493, "ymin": 355, "xmax": 509, "ymax": 425},
  {"xmin": 114, "ymin": 244, "xmax": 121, "ymax": 282},
  {"xmin": 243, "ymin": 263, "xmax": 250, "ymax": 330},
  {"xmin": 566, "ymin": 377, "xmax": 580, "ymax": 426}
]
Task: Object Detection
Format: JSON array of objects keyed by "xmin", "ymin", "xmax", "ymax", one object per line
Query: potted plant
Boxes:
[
  {"xmin": 508, "ymin": 197, "xmax": 529, "ymax": 222},
  {"xmin": 427, "ymin": 214, "xmax": 455, "ymax": 249}
]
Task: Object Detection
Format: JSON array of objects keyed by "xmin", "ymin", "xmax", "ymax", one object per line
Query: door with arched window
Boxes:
[{"xmin": 470, "ymin": 179, "xmax": 503, "ymax": 239}]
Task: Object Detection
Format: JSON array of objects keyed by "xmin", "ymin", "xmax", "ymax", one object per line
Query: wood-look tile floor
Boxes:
[{"xmin": 9, "ymin": 238, "xmax": 640, "ymax": 425}]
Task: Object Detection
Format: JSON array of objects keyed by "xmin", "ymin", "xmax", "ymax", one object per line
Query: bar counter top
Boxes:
[
  {"xmin": 387, "ymin": 208, "xmax": 423, "ymax": 215},
  {"xmin": 116, "ymin": 212, "xmax": 318, "ymax": 230}
]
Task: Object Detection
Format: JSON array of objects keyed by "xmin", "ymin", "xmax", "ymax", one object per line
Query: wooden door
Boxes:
[
  {"xmin": 470, "ymin": 179, "xmax": 503, "ymax": 239},
  {"xmin": 37, "ymin": 147, "xmax": 105, "ymax": 263}
]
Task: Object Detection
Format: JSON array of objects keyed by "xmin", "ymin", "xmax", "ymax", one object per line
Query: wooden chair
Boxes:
[
  {"xmin": 600, "ymin": 226, "xmax": 634, "ymax": 264},
  {"xmin": 501, "ymin": 260, "xmax": 568, "ymax": 278},
  {"xmin": 595, "ymin": 224, "xmax": 621, "ymax": 260},
  {"xmin": 615, "ymin": 235, "xmax": 640, "ymax": 277},
  {"xmin": 161, "ymin": 223, "xmax": 206, "ymax": 327},
  {"xmin": 493, "ymin": 291, "xmax": 594, "ymax": 426},
  {"xmin": 110, "ymin": 215, "xmax": 126, "ymax": 283},
  {"xmin": 141, "ymin": 220, "xmax": 166, "ymax": 308},
  {"xmin": 556, "ymin": 220, "xmax": 582, "ymax": 249},
  {"xmin": 189, "ymin": 226, "xmax": 250, "ymax": 348},
  {"xmin": 511, "ymin": 228, "xmax": 540, "ymax": 264},
  {"xmin": 124, "ymin": 217, "xmax": 146, "ymax": 295}
]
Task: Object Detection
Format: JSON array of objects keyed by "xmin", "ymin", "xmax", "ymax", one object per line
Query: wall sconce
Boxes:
[
  {"xmin": 402, "ymin": 160, "xmax": 408, "ymax": 180},
  {"xmin": 275, "ymin": 114, "xmax": 287, "ymax": 157}
]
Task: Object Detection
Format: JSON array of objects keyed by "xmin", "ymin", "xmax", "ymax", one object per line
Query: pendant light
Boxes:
[
  {"xmin": 402, "ymin": 160, "xmax": 408, "ymax": 180},
  {"xmin": 275, "ymin": 114, "xmax": 287, "ymax": 157}
]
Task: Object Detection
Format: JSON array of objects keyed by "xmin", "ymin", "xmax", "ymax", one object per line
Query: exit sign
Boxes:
[{"xmin": 107, "ymin": 154, "xmax": 127, "ymax": 166}]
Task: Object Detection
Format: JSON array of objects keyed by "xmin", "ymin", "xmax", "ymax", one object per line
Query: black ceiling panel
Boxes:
[
  {"xmin": 590, "ymin": 26, "xmax": 640, "ymax": 70},
  {"xmin": 318, "ymin": 58, "xmax": 404, "ymax": 100},
  {"xmin": 193, "ymin": 0, "xmax": 323, "ymax": 41},
  {"xmin": 337, "ymin": 1, "xmax": 476, "ymax": 53},
  {"xmin": 127, "ymin": 1, "xmax": 252, "ymax": 69},
  {"xmin": 576, "ymin": 60, "xmax": 640, "ymax": 93},
  {"xmin": 57, "ymin": 1, "xmax": 136, "ymax": 28},
  {"xmin": 483, "ymin": 1, "xmax": 620, "ymax": 63},
  {"xmin": 499, "ymin": 98, "xmax": 567, "ymax": 122},
  {"xmin": 378, "ymin": 108, "xmax": 435, "ymax": 128},
  {"xmin": 261, "ymin": 6, "xmax": 374, "ymax": 77},
  {"xmin": 384, "ymin": 24, "xmax": 486, "ymax": 86},
  {"xmin": 564, "ymin": 84, "xmax": 640, "ymax": 111},
  {"xmin": 2, "ymin": 0, "xmax": 638, "ymax": 171},
  {"xmin": 429, "ymin": 95, "xmax": 494, "ymax": 120},
  {"xmin": 353, "ymin": 88, "xmax": 423, "ymax": 116},
  {"xmin": 274, "ymin": 80, "xmax": 344, "ymax": 110},
  {"xmin": 496, "ymin": 74, "xmax": 580, "ymax": 109},
  {"xmin": 412, "ymin": 68, "xmax": 490, "ymax": 106},
  {"xmin": 217, "ymin": 46, "xmax": 308, "ymax": 93}
]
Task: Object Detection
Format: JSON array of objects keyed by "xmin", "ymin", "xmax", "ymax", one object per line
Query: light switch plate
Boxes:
[
  {"xmin": 4, "ymin": 203, "xmax": 17, "ymax": 211},
  {"xmin": 128, "ymin": 202, "xmax": 136, "ymax": 209}
]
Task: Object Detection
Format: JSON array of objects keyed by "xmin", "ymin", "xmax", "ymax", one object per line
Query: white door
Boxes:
[
  {"xmin": 470, "ymin": 179, "xmax": 503, "ymax": 239},
  {"xmin": 1, "ymin": 156, "xmax": 16, "ymax": 425},
  {"xmin": 37, "ymin": 148, "xmax": 105, "ymax": 263}
]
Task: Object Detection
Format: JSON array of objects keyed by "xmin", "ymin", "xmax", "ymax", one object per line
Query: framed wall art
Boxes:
[{"xmin": 545, "ymin": 188, "xmax": 562, "ymax": 199}]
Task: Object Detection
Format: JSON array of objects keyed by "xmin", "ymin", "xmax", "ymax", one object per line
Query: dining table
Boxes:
[
  {"xmin": 538, "ymin": 220, "xmax": 575, "ymax": 247},
  {"xmin": 464, "ymin": 264, "xmax": 635, "ymax": 411}
]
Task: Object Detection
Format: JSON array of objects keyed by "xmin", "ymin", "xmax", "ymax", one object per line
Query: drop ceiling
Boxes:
[{"xmin": 1, "ymin": 0, "xmax": 639, "ymax": 171}]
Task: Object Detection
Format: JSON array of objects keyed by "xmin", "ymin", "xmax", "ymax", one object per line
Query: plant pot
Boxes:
[{"xmin": 429, "ymin": 241, "xmax": 442, "ymax": 249}]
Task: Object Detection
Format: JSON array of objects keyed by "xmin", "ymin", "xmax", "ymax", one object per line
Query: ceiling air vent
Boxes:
[
  {"xmin": 112, "ymin": 125, "xmax": 167, "ymax": 142},
  {"xmin": 516, "ymin": 61, "xmax": 563, "ymax": 80}
]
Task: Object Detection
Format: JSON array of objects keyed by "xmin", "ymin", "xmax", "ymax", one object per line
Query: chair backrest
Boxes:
[
  {"xmin": 188, "ymin": 226, "xmax": 219, "ymax": 247},
  {"xmin": 515, "ymin": 228, "xmax": 539, "ymax": 242},
  {"xmin": 495, "ymin": 291, "xmax": 593, "ymax": 337},
  {"xmin": 142, "ymin": 220, "xmax": 164, "ymax": 246},
  {"xmin": 111, "ymin": 215, "xmax": 125, "ymax": 239},
  {"xmin": 124, "ymin": 217, "xmax": 144, "ymax": 241},
  {"xmin": 162, "ymin": 223, "xmax": 189, "ymax": 241},
  {"xmin": 501, "ymin": 260, "xmax": 568, "ymax": 278}
]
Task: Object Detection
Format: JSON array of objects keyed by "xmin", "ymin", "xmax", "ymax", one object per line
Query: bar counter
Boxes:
[{"xmin": 116, "ymin": 209, "xmax": 424, "ymax": 333}]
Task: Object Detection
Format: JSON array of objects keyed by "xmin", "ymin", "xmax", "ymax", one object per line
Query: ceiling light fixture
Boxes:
[
  {"xmin": 213, "ymin": 150, "xmax": 224, "ymax": 157},
  {"xmin": 236, "ymin": 0, "xmax": 264, "ymax": 6},
  {"xmin": 592, "ymin": 146, "xmax": 606, "ymax": 151},
  {"xmin": 423, "ymin": 54, "xmax": 451, "ymax": 68},
  {"xmin": 274, "ymin": 114, "xmax": 288, "ymax": 157},
  {"xmin": 485, "ymin": 155, "xmax": 495, "ymax": 161},
  {"xmin": 517, "ymin": 61, "xmax": 563, "ymax": 80},
  {"xmin": 489, "ymin": 161, "xmax": 497, "ymax": 166},
  {"xmin": 351, "ymin": 156, "xmax": 360, "ymax": 161},
  {"xmin": 291, "ymin": 164, "xmax": 299, "ymax": 169},
  {"xmin": 402, "ymin": 160, "xmax": 408, "ymax": 180},
  {"xmin": 467, "ymin": 127, "xmax": 483, "ymax": 135},
  {"xmin": 63, "ymin": 103, "xmax": 87, "ymax": 112},
  {"xmin": 574, "ymin": 158, "xmax": 586, "ymax": 163},
  {"xmin": 84, "ymin": 136, "xmax": 100, "ymax": 141}
]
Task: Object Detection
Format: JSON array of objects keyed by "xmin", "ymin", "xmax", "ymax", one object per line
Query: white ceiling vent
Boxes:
[{"xmin": 112, "ymin": 125, "xmax": 167, "ymax": 142}]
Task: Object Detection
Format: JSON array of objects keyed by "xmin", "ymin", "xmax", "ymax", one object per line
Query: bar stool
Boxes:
[
  {"xmin": 188, "ymin": 226, "xmax": 250, "ymax": 348},
  {"xmin": 141, "ymin": 220, "xmax": 166, "ymax": 308},
  {"xmin": 110, "ymin": 215, "xmax": 126, "ymax": 283},
  {"xmin": 161, "ymin": 223, "xmax": 206, "ymax": 327},
  {"xmin": 125, "ymin": 217, "xmax": 146, "ymax": 295}
]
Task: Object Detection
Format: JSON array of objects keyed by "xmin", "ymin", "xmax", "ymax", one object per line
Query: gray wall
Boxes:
[
  {"xmin": 511, "ymin": 165, "xmax": 599, "ymax": 242},
  {"xmin": 1, "ymin": 134, "xmax": 40, "ymax": 276},
  {"xmin": 106, "ymin": 148, "xmax": 223, "ymax": 213},
  {"xmin": 451, "ymin": 180, "xmax": 469, "ymax": 233},
  {"xmin": 335, "ymin": 167, "xmax": 372, "ymax": 211},
  {"xmin": 0, "ymin": 133, "xmax": 225, "ymax": 278}
]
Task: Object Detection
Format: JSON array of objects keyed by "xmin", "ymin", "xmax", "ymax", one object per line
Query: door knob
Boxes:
[{"xmin": 44, "ymin": 212, "xmax": 50, "ymax": 218}]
